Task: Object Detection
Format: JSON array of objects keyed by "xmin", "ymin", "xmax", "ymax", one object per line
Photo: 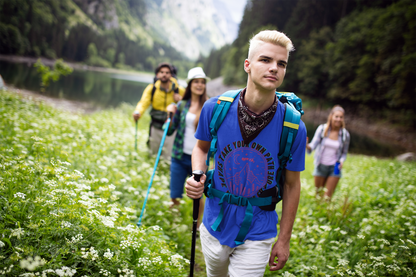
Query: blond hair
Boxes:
[
  {"xmin": 323, "ymin": 105, "xmax": 346, "ymax": 137},
  {"xmin": 248, "ymin": 30, "xmax": 295, "ymax": 60}
]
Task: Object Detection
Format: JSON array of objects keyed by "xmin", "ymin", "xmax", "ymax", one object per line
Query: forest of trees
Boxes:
[
  {"xmin": 203, "ymin": 0, "xmax": 416, "ymax": 129},
  {"xmin": 0, "ymin": 0, "xmax": 193, "ymax": 76}
]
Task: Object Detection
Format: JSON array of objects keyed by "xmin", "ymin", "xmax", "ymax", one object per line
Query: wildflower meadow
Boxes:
[{"xmin": 0, "ymin": 90, "xmax": 415, "ymax": 276}]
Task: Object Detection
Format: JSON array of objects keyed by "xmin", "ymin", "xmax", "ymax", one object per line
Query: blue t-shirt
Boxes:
[{"xmin": 195, "ymin": 93, "xmax": 307, "ymax": 248}]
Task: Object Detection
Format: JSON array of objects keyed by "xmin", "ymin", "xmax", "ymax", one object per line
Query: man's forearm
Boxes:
[
  {"xmin": 192, "ymin": 140, "xmax": 210, "ymax": 173},
  {"xmin": 192, "ymin": 145, "xmax": 208, "ymax": 173},
  {"xmin": 277, "ymin": 178, "xmax": 301, "ymax": 244}
]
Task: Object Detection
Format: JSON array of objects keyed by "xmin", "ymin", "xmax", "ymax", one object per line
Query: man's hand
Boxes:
[
  {"xmin": 269, "ymin": 240, "xmax": 290, "ymax": 271},
  {"xmin": 185, "ymin": 174, "xmax": 206, "ymax": 199},
  {"xmin": 133, "ymin": 111, "xmax": 141, "ymax": 121},
  {"xmin": 173, "ymin": 93, "xmax": 182, "ymax": 103}
]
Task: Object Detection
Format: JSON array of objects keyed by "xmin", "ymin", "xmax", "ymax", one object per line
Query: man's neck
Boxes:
[
  {"xmin": 160, "ymin": 80, "xmax": 171, "ymax": 91},
  {"xmin": 244, "ymin": 83, "xmax": 277, "ymax": 114}
]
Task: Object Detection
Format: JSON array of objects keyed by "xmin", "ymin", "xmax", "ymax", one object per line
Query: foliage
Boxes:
[
  {"xmin": 266, "ymin": 154, "xmax": 416, "ymax": 276},
  {"xmin": 34, "ymin": 59, "xmax": 73, "ymax": 92},
  {"xmin": 0, "ymin": 90, "xmax": 193, "ymax": 276},
  {"xmin": 1, "ymin": 90, "xmax": 415, "ymax": 276},
  {"xmin": 203, "ymin": 0, "xmax": 416, "ymax": 129},
  {"xmin": 0, "ymin": 0, "xmax": 194, "ymax": 75},
  {"xmin": 86, "ymin": 43, "xmax": 112, "ymax": 68},
  {"xmin": 326, "ymin": 0, "xmax": 416, "ymax": 126}
]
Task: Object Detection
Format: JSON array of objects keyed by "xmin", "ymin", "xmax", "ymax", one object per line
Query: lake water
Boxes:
[
  {"xmin": 0, "ymin": 59, "xmax": 403, "ymax": 157},
  {"xmin": 0, "ymin": 59, "xmax": 150, "ymax": 109}
]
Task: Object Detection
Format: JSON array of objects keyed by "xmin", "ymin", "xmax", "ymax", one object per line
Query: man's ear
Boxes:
[{"xmin": 244, "ymin": 59, "xmax": 250, "ymax": 73}]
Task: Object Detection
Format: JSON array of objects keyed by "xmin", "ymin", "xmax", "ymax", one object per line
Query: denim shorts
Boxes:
[
  {"xmin": 169, "ymin": 154, "xmax": 193, "ymax": 199},
  {"xmin": 312, "ymin": 163, "xmax": 342, "ymax": 178}
]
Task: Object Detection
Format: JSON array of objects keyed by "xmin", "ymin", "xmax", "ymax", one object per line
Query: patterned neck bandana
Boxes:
[{"xmin": 238, "ymin": 89, "xmax": 278, "ymax": 144}]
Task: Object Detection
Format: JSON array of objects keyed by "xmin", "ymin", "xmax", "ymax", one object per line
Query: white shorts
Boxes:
[{"xmin": 200, "ymin": 223, "xmax": 275, "ymax": 277}]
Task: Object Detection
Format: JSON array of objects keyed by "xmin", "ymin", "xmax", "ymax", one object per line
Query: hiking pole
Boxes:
[
  {"xmin": 134, "ymin": 120, "xmax": 138, "ymax": 151},
  {"xmin": 137, "ymin": 114, "xmax": 171, "ymax": 227},
  {"xmin": 190, "ymin": 170, "xmax": 203, "ymax": 277}
]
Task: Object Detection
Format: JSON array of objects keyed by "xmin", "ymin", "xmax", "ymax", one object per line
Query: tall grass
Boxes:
[
  {"xmin": 1, "ymin": 90, "xmax": 415, "ymax": 276},
  {"xmin": 0, "ymin": 91, "xmax": 193, "ymax": 276}
]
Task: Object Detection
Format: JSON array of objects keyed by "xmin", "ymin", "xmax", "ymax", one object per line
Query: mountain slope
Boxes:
[{"xmin": 144, "ymin": 0, "xmax": 239, "ymax": 59}]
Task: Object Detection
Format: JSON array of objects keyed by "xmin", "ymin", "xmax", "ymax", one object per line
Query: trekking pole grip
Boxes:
[{"xmin": 192, "ymin": 170, "xmax": 204, "ymax": 219}]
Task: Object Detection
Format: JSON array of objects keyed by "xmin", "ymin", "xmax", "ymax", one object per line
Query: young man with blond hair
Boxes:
[{"xmin": 186, "ymin": 30, "xmax": 306, "ymax": 276}]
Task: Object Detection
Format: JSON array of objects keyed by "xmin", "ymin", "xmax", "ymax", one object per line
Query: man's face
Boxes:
[
  {"xmin": 156, "ymin": 67, "xmax": 172, "ymax": 83},
  {"xmin": 244, "ymin": 42, "xmax": 288, "ymax": 91}
]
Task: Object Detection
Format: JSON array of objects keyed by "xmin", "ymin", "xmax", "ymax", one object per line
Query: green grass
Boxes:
[{"xmin": 0, "ymin": 89, "xmax": 415, "ymax": 276}]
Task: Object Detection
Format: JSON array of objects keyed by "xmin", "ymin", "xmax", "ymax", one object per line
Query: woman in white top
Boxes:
[
  {"xmin": 166, "ymin": 67, "xmax": 209, "ymax": 226},
  {"xmin": 306, "ymin": 105, "xmax": 350, "ymax": 198}
]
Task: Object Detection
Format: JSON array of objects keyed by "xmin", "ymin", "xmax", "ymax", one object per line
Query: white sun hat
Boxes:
[{"xmin": 186, "ymin": 67, "xmax": 211, "ymax": 83}]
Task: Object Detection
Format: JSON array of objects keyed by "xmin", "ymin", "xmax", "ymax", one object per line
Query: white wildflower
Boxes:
[
  {"xmin": 103, "ymin": 249, "xmax": 114, "ymax": 260},
  {"xmin": 73, "ymin": 170, "xmax": 84, "ymax": 178},
  {"xmin": 10, "ymin": 228, "xmax": 25, "ymax": 239},
  {"xmin": 320, "ymin": 225, "xmax": 331, "ymax": 232},
  {"xmin": 66, "ymin": 234, "xmax": 83, "ymax": 244},
  {"xmin": 0, "ymin": 241, "xmax": 5, "ymax": 248},
  {"xmin": 14, "ymin": 192, "xmax": 26, "ymax": 199},
  {"xmin": 99, "ymin": 269, "xmax": 112, "ymax": 276},
  {"xmin": 81, "ymin": 247, "xmax": 99, "ymax": 261},
  {"xmin": 338, "ymin": 258, "xmax": 349, "ymax": 267},
  {"xmin": 55, "ymin": 266, "xmax": 76, "ymax": 277},
  {"xmin": 282, "ymin": 272, "xmax": 296, "ymax": 277},
  {"xmin": 20, "ymin": 256, "xmax": 45, "ymax": 271},
  {"xmin": 61, "ymin": 221, "xmax": 72, "ymax": 228},
  {"xmin": 150, "ymin": 225, "xmax": 162, "ymax": 231}
]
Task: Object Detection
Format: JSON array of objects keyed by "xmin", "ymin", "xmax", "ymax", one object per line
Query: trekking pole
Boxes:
[
  {"xmin": 134, "ymin": 120, "xmax": 138, "ymax": 151},
  {"xmin": 190, "ymin": 170, "xmax": 204, "ymax": 277},
  {"xmin": 137, "ymin": 114, "xmax": 171, "ymax": 227}
]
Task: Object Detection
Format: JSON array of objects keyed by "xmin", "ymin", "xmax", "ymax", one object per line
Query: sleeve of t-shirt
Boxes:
[
  {"xmin": 286, "ymin": 120, "xmax": 307, "ymax": 172},
  {"xmin": 194, "ymin": 97, "xmax": 219, "ymax": 142}
]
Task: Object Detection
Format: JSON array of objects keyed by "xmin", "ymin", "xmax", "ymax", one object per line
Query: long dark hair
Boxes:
[{"xmin": 183, "ymin": 78, "xmax": 208, "ymax": 130}]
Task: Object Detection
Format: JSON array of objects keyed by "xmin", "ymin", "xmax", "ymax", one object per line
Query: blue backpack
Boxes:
[{"xmin": 204, "ymin": 89, "xmax": 304, "ymax": 245}]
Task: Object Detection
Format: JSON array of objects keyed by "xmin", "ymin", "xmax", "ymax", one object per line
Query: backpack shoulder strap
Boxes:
[
  {"xmin": 150, "ymin": 84, "xmax": 157, "ymax": 103},
  {"xmin": 278, "ymin": 103, "xmax": 301, "ymax": 166},
  {"xmin": 206, "ymin": 89, "xmax": 242, "ymax": 166},
  {"xmin": 275, "ymin": 103, "xmax": 301, "ymax": 199}
]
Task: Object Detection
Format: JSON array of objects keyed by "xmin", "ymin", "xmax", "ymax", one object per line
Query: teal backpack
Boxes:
[{"xmin": 204, "ymin": 89, "xmax": 304, "ymax": 245}]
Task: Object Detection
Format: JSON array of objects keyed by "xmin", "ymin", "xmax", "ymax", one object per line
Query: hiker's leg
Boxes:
[
  {"xmin": 161, "ymin": 131, "xmax": 175, "ymax": 160},
  {"xmin": 148, "ymin": 126, "xmax": 163, "ymax": 156},
  {"xmin": 314, "ymin": 176, "xmax": 326, "ymax": 190},
  {"xmin": 171, "ymin": 198, "xmax": 180, "ymax": 206},
  {"xmin": 313, "ymin": 164, "xmax": 330, "ymax": 196},
  {"xmin": 325, "ymin": 177, "xmax": 340, "ymax": 198},
  {"xmin": 169, "ymin": 156, "xmax": 189, "ymax": 202},
  {"xmin": 200, "ymin": 223, "xmax": 232, "ymax": 277},
  {"xmin": 228, "ymin": 237, "xmax": 275, "ymax": 277}
]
